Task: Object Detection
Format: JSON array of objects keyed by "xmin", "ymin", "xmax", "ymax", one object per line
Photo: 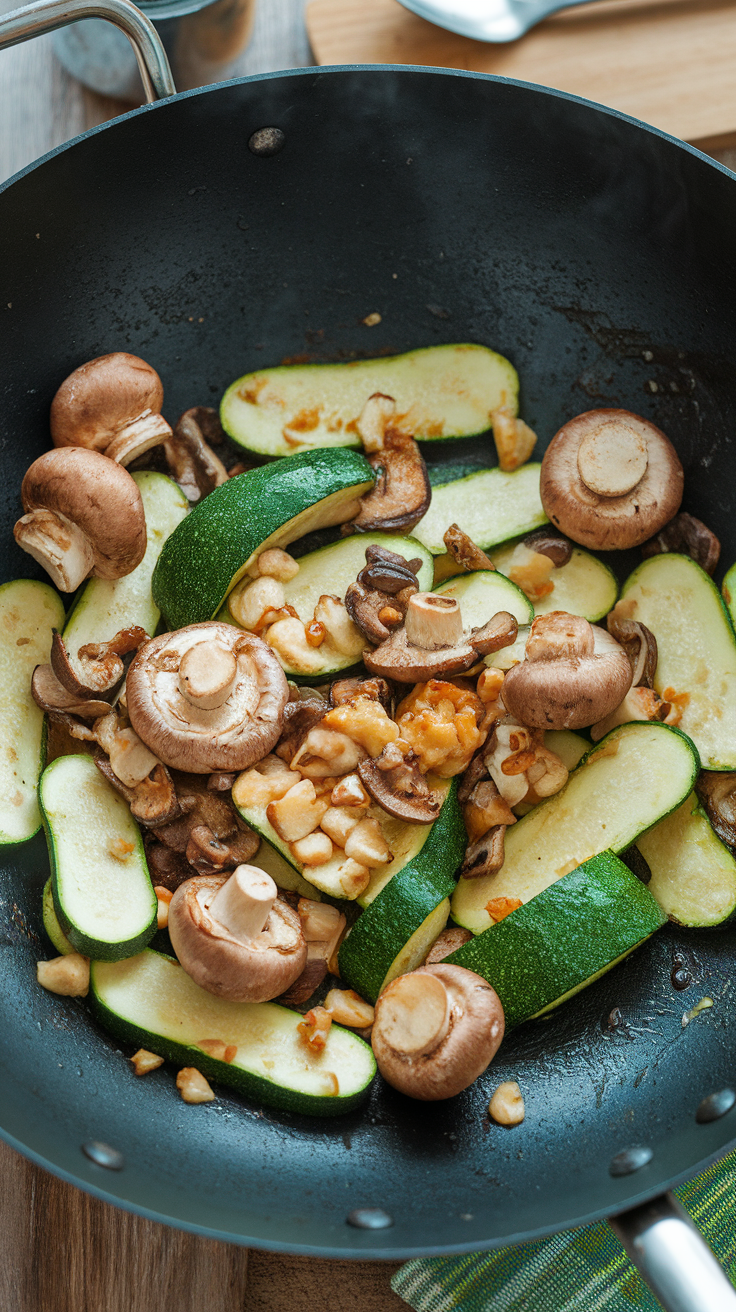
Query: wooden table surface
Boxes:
[{"xmin": 0, "ymin": 1, "xmax": 733, "ymax": 1306}]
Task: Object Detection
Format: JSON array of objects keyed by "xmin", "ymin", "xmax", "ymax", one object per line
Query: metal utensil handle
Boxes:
[
  {"xmin": 610, "ymin": 1192, "xmax": 736, "ymax": 1312},
  {"xmin": 0, "ymin": 0, "xmax": 175, "ymax": 101}
]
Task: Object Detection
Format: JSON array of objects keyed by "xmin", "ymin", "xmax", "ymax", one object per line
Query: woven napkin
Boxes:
[{"xmin": 392, "ymin": 1150, "xmax": 736, "ymax": 1312}]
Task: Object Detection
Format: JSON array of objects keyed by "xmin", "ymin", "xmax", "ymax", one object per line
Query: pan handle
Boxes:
[
  {"xmin": 610, "ymin": 1191, "xmax": 736, "ymax": 1312},
  {"xmin": 0, "ymin": 0, "xmax": 175, "ymax": 101}
]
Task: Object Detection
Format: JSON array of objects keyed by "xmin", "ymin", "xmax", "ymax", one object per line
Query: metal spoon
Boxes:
[{"xmin": 397, "ymin": 0, "xmax": 601, "ymax": 43}]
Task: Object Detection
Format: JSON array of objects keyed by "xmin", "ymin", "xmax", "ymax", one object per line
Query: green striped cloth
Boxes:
[{"xmin": 392, "ymin": 1151, "xmax": 736, "ymax": 1311}]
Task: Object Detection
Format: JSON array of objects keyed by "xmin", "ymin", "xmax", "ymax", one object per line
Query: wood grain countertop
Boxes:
[{"xmin": 0, "ymin": 0, "xmax": 733, "ymax": 1305}]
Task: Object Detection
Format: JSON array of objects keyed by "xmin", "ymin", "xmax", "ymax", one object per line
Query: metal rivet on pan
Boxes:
[
  {"xmin": 82, "ymin": 1140, "xmax": 124, "ymax": 1171},
  {"xmin": 696, "ymin": 1088, "xmax": 736, "ymax": 1124},
  {"xmin": 609, "ymin": 1146, "xmax": 653, "ymax": 1177},
  {"xmin": 347, "ymin": 1207, "xmax": 394, "ymax": 1230},
  {"xmin": 248, "ymin": 128, "xmax": 286, "ymax": 157}
]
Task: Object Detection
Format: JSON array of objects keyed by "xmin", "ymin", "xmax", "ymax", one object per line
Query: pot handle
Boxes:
[
  {"xmin": 0, "ymin": 0, "xmax": 175, "ymax": 101},
  {"xmin": 610, "ymin": 1191, "xmax": 736, "ymax": 1312}
]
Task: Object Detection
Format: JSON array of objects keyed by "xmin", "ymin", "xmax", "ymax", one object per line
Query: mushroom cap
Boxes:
[
  {"xmin": 126, "ymin": 622, "xmax": 289, "ymax": 773},
  {"xmin": 168, "ymin": 873, "xmax": 307, "ymax": 1003},
  {"xmin": 21, "ymin": 447, "xmax": 146, "ymax": 579},
  {"xmin": 371, "ymin": 963, "xmax": 505, "ymax": 1100},
  {"xmin": 50, "ymin": 353, "xmax": 164, "ymax": 452},
  {"xmin": 357, "ymin": 755, "xmax": 443, "ymax": 823},
  {"xmin": 501, "ymin": 617, "xmax": 633, "ymax": 730},
  {"xmin": 348, "ymin": 432, "xmax": 431, "ymax": 534},
  {"xmin": 540, "ymin": 409, "xmax": 684, "ymax": 550},
  {"xmin": 364, "ymin": 608, "xmax": 518, "ymax": 684}
]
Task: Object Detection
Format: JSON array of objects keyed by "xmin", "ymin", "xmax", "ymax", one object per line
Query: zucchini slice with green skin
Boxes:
[
  {"xmin": 0, "ymin": 579, "xmax": 66, "ymax": 845},
  {"xmin": 220, "ymin": 533, "xmax": 434, "ymax": 682},
  {"xmin": 220, "ymin": 344, "xmax": 518, "ymax": 459},
  {"xmin": 722, "ymin": 561, "xmax": 736, "ymax": 625},
  {"xmin": 447, "ymin": 851, "xmax": 666, "ymax": 1028},
  {"xmin": 452, "ymin": 721, "xmax": 700, "ymax": 934},
  {"xmin": 490, "ymin": 541, "xmax": 618, "ymax": 622},
  {"xmin": 42, "ymin": 877, "xmax": 74, "ymax": 955},
  {"xmin": 338, "ymin": 782, "xmax": 465, "ymax": 1003},
  {"xmin": 620, "ymin": 553, "xmax": 736, "ymax": 770},
  {"xmin": 433, "ymin": 569, "xmax": 534, "ymax": 628},
  {"xmin": 545, "ymin": 730, "xmax": 589, "ymax": 772},
  {"xmin": 63, "ymin": 472, "xmax": 188, "ymax": 655},
  {"xmin": 636, "ymin": 793, "xmax": 736, "ymax": 927},
  {"xmin": 90, "ymin": 949, "xmax": 376, "ymax": 1116},
  {"xmin": 40, "ymin": 754, "xmax": 157, "ymax": 960},
  {"xmin": 413, "ymin": 464, "xmax": 546, "ymax": 556},
  {"xmin": 152, "ymin": 448, "xmax": 374, "ymax": 631}
]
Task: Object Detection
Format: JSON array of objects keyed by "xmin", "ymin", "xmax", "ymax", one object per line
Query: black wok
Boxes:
[{"xmin": 2, "ymin": 7, "xmax": 736, "ymax": 1303}]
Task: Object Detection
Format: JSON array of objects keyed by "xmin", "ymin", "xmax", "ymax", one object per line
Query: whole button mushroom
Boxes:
[
  {"xmin": 50, "ymin": 352, "xmax": 172, "ymax": 466},
  {"xmin": 540, "ymin": 409, "xmax": 684, "ymax": 550},
  {"xmin": 126, "ymin": 621, "xmax": 289, "ymax": 772},
  {"xmin": 168, "ymin": 866, "xmax": 307, "ymax": 1002},
  {"xmin": 501, "ymin": 610, "xmax": 633, "ymax": 731},
  {"xmin": 371, "ymin": 964, "xmax": 505, "ymax": 1100},
  {"xmin": 13, "ymin": 447, "xmax": 146, "ymax": 592}
]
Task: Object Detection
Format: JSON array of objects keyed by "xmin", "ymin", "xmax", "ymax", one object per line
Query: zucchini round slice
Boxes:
[
  {"xmin": 63, "ymin": 472, "xmax": 188, "ymax": 652},
  {"xmin": 490, "ymin": 541, "xmax": 618, "ymax": 622},
  {"xmin": 90, "ymin": 949, "xmax": 376, "ymax": 1116},
  {"xmin": 413, "ymin": 464, "xmax": 546, "ymax": 556},
  {"xmin": 40, "ymin": 754, "xmax": 157, "ymax": 960},
  {"xmin": 637, "ymin": 793, "xmax": 736, "ymax": 927},
  {"xmin": 448, "ymin": 851, "xmax": 666, "ymax": 1027},
  {"xmin": 621, "ymin": 553, "xmax": 736, "ymax": 770},
  {"xmin": 220, "ymin": 344, "xmax": 518, "ymax": 459},
  {"xmin": 433, "ymin": 569, "xmax": 534, "ymax": 629},
  {"xmin": 0, "ymin": 578, "xmax": 66, "ymax": 845},
  {"xmin": 152, "ymin": 448, "xmax": 374, "ymax": 630},
  {"xmin": 452, "ymin": 721, "xmax": 700, "ymax": 935},
  {"xmin": 42, "ymin": 877, "xmax": 74, "ymax": 955}
]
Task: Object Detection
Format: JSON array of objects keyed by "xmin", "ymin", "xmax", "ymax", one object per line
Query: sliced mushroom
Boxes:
[
  {"xmin": 164, "ymin": 408, "xmax": 229, "ymax": 503},
  {"xmin": 14, "ymin": 448, "xmax": 147, "ymax": 592},
  {"xmin": 641, "ymin": 512, "xmax": 721, "ymax": 575},
  {"xmin": 31, "ymin": 663, "xmax": 113, "ymax": 720},
  {"xmin": 50, "ymin": 353, "xmax": 172, "ymax": 466},
  {"xmin": 540, "ymin": 409, "xmax": 684, "ymax": 550},
  {"xmin": 425, "ymin": 927, "xmax": 473, "ymax": 963},
  {"xmin": 358, "ymin": 748, "xmax": 443, "ymax": 823},
  {"xmin": 152, "ymin": 770, "xmax": 258, "ymax": 873},
  {"xmin": 501, "ymin": 611, "xmax": 633, "ymax": 730},
  {"xmin": 126, "ymin": 623, "xmax": 288, "ymax": 772},
  {"xmin": 329, "ymin": 676, "xmax": 392, "ymax": 713},
  {"xmin": 50, "ymin": 626, "xmax": 148, "ymax": 699},
  {"xmin": 695, "ymin": 772, "xmax": 736, "ymax": 849},
  {"xmin": 274, "ymin": 697, "xmax": 328, "ymax": 764},
  {"xmin": 460, "ymin": 827, "xmax": 507, "ymax": 879},
  {"xmin": 95, "ymin": 753, "xmax": 181, "ymax": 827},
  {"xmin": 371, "ymin": 963, "xmax": 505, "ymax": 1100},
  {"xmin": 606, "ymin": 613, "xmax": 658, "ymax": 688},
  {"xmin": 522, "ymin": 529, "xmax": 573, "ymax": 568},
  {"xmin": 365, "ymin": 592, "xmax": 518, "ymax": 684},
  {"xmin": 463, "ymin": 778, "xmax": 516, "ymax": 842},
  {"xmin": 345, "ymin": 546, "xmax": 421, "ymax": 644},
  {"xmin": 168, "ymin": 867, "xmax": 307, "ymax": 1003},
  {"xmin": 356, "ymin": 392, "xmax": 397, "ymax": 453},
  {"xmin": 346, "ymin": 430, "xmax": 431, "ymax": 534},
  {"xmin": 143, "ymin": 836, "xmax": 193, "ymax": 891},
  {"xmin": 442, "ymin": 524, "xmax": 496, "ymax": 573}
]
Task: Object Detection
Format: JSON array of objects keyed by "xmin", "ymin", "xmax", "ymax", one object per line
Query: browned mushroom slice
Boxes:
[
  {"xmin": 207, "ymin": 772, "xmax": 237, "ymax": 792},
  {"xmin": 31, "ymin": 663, "xmax": 113, "ymax": 719},
  {"xmin": 463, "ymin": 779, "xmax": 516, "ymax": 842},
  {"xmin": 357, "ymin": 555, "xmax": 422, "ymax": 594},
  {"xmin": 522, "ymin": 528, "xmax": 573, "ymax": 568},
  {"xmin": 329, "ymin": 676, "xmax": 392, "ymax": 712},
  {"xmin": 364, "ymin": 543, "xmax": 423, "ymax": 575},
  {"xmin": 443, "ymin": 524, "xmax": 496, "ymax": 573},
  {"xmin": 641, "ymin": 512, "xmax": 721, "ymax": 575},
  {"xmin": 469, "ymin": 611, "xmax": 519, "ymax": 656},
  {"xmin": 50, "ymin": 626, "xmax": 147, "ymax": 699},
  {"xmin": 346, "ymin": 431, "xmax": 431, "ymax": 534},
  {"xmin": 358, "ymin": 751, "xmax": 442, "ymax": 824},
  {"xmin": 345, "ymin": 580, "xmax": 400, "ymax": 645},
  {"xmin": 277, "ymin": 958, "xmax": 329, "ymax": 1006},
  {"xmin": 365, "ymin": 626, "xmax": 478, "ymax": 683},
  {"xmin": 186, "ymin": 825, "xmax": 234, "ymax": 874},
  {"xmin": 95, "ymin": 753, "xmax": 181, "ymax": 827},
  {"xmin": 606, "ymin": 614, "xmax": 658, "ymax": 688},
  {"xmin": 425, "ymin": 926, "xmax": 473, "ymax": 963},
  {"xmin": 695, "ymin": 771, "xmax": 736, "ymax": 849},
  {"xmin": 458, "ymin": 750, "xmax": 490, "ymax": 805},
  {"xmin": 460, "ymin": 827, "xmax": 507, "ymax": 879},
  {"xmin": 164, "ymin": 408, "xmax": 229, "ymax": 503},
  {"xmin": 143, "ymin": 836, "xmax": 193, "ymax": 891},
  {"xmin": 275, "ymin": 697, "xmax": 327, "ymax": 764}
]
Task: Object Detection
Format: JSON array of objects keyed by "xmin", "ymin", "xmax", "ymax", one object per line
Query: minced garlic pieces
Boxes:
[
  {"xmin": 491, "ymin": 407, "xmax": 537, "ymax": 472},
  {"xmin": 396, "ymin": 680, "xmax": 486, "ymax": 777},
  {"xmin": 324, "ymin": 988, "xmax": 375, "ymax": 1028},
  {"xmin": 176, "ymin": 1067, "xmax": 216, "ymax": 1103},
  {"xmin": 489, "ymin": 1081, "xmax": 525, "ymax": 1125},
  {"xmin": 297, "ymin": 1005, "xmax": 333, "ymax": 1053},
  {"xmin": 37, "ymin": 953, "xmax": 89, "ymax": 997},
  {"xmin": 130, "ymin": 1049, "xmax": 164, "ymax": 1076}
]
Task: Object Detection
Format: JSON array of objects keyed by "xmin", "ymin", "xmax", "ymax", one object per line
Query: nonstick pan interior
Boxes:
[{"xmin": 1, "ymin": 68, "xmax": 736, "ymax": 1257}]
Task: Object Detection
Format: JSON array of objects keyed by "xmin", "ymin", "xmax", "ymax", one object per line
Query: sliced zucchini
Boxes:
[
  {"xmin": 91, "ymin": 949, "xmax": 376, "ymax": 1116},
  {"xmin": 337, "ymin": 782, "xmax": 465, "ymax": 1002},
  {"xmin": 221, "ymin": 532, "xmax": 434, "ymax": 681},
  {"xmin": 636, "ymin": 793, "xmax": 736, "ymax": 927},
  {"xmin": 448, "ymin": 851, "xmax": 666, "ymax": 1027},
  {"xmin": 413, "ymin": 464, "xmax": 546, "ymax": 556},
  {"xmin": 42, "ymin": 877, "xmax": 74, "ymax": 955},
  {"xmin": 620, "ymin": 554, "xmax": 736, "ymax": 770},
  {"xmin": 545, "ymin": 730, "xmax": 589, "ymax": 772},
  {"xmin": 490, "ymin": 541, "xmax": 618, "ymax": 622},
  {"xmin": 433, "ymin": 569, "xmax": 534, "ymax": 628},
  {"xmin": 63, "ymin": 472, "xmax": 188, "ymax": 657},
  {"xmin": 152, "ymin": 448, "xmax": 374, "ymax": 631},
  {"xmin": 251, "ymin": 837, "xmax": 323, "ymax": 901},
  {"xmin": 452, "ymin": 721, "xmax": 699, "ymax": 934},
  {"xmin": 0, "ymin": 579, "xmax": 66, "ymax": 845},
  {"xmin": 220, "ymin": 344, "xmax": 518, "ymax": 459},
  {"xmin": 39, "ymin": 754, "xmax": 157, "ymax": 960}
]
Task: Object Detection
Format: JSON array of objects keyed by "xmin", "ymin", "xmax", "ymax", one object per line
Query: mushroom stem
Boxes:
[
  {"xmin": 404, "ymin": 593, "xmax": 464, "ymax": 650},
  {"xmin": 14, "ymin": 509, "xmax": 94, "ymax": 592},
  {"xmin": 105, "ymin": 411, "xmax": 172, "ymax": 466},
  {"xmin": 576, "ymin": 423, "xmax": 648, "ymax": 498},
  {"xmin": 375, "ymin": 971, "xmax": 450, "ymax": 1057},
  {"xmin": 208, "ymin": 864, "xmax": 278, "ymax": 942},
  {"xmin": 178, "ymin": 640, "xmax": 237, "ymax": 710}
]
